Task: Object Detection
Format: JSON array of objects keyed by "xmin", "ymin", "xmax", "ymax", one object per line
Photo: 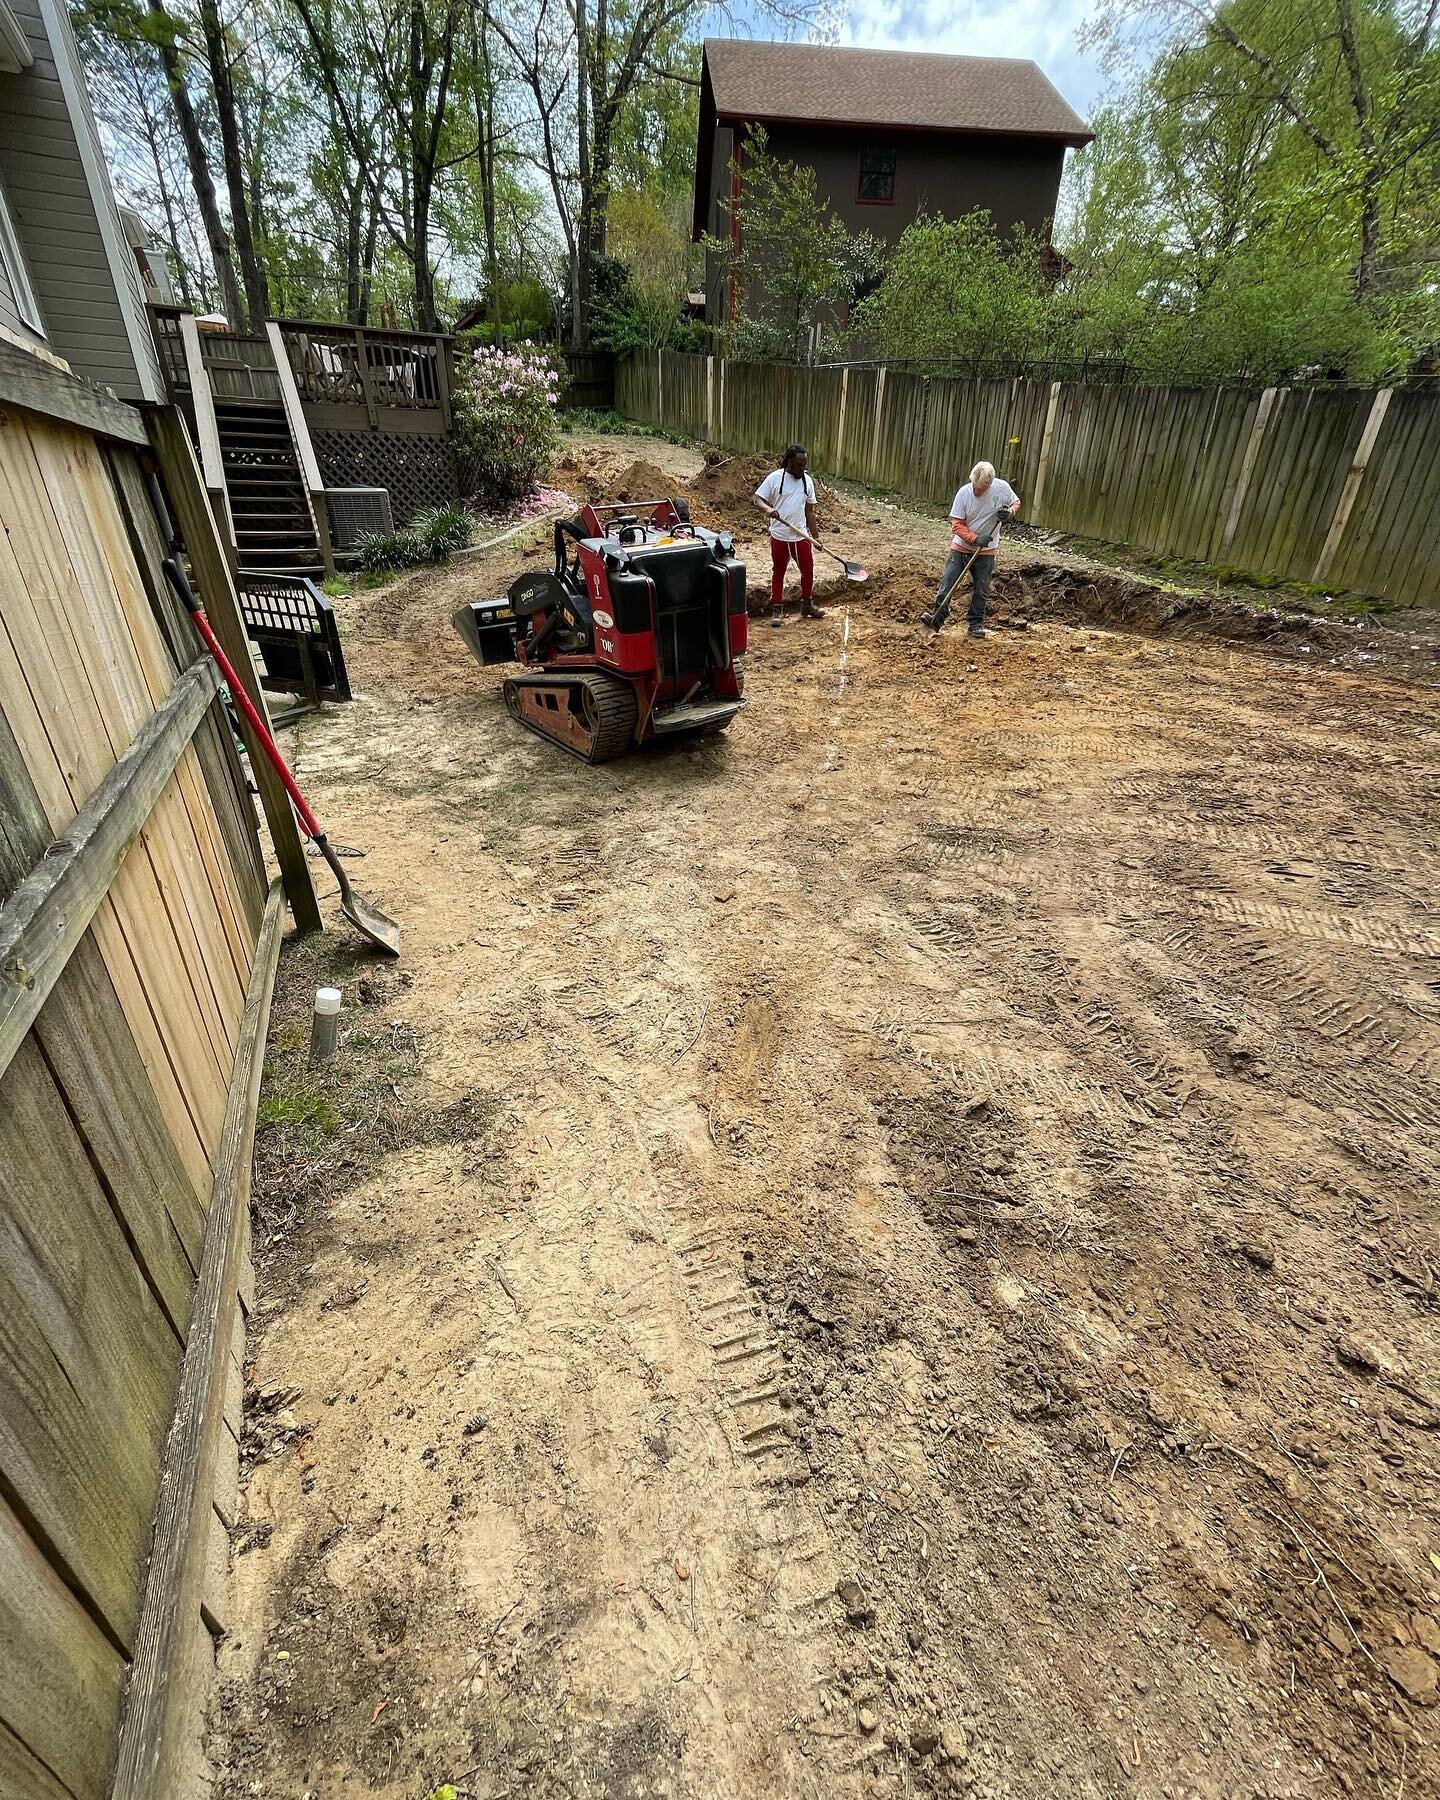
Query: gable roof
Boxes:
[{"xmin": 702, "ymin": 39, "xmax": 1092, "ymax": 146}]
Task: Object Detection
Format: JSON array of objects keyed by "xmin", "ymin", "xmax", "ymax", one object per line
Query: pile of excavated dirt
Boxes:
[{"xmin": 693, "ymin": 451, "xmax": 851, "ymax": 536}]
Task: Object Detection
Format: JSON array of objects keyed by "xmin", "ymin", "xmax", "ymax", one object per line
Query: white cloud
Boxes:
[{"xmin": 838, "ymin": 0, "xmax": 1108, "ymax": 115}]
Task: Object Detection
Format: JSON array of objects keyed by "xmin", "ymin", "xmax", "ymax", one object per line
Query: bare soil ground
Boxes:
[{"xmin": 212, "ymin": 432, "xmax": 1440, "ymax": 1800}]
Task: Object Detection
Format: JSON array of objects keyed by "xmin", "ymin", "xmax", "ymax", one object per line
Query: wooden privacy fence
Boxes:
[
  {"xmin": 0, "ymin": 339, "xmax": 308, "ymax": 1795},
  {"xmin": 561, "ymin": 350, "xmax": 616, "ymax": 410},
  {"xmin": 616, "ymin": 350, "xmax": 1440, "ymax": 606}
]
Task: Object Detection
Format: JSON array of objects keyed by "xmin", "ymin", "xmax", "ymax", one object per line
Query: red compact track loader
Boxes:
[{"xmin": 453, "ymin": 497, "xmax": 747, "ymax": 763}]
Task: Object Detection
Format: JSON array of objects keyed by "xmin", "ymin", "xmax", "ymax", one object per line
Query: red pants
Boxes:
[{"xmin": 770, "ymin": 535, "xmax": 813, "ymax": 603}]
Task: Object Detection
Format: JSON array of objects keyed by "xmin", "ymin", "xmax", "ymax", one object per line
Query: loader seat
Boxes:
[{"xmin": 628, "ymin": 543, "xmax": 724, "ymax": 681}]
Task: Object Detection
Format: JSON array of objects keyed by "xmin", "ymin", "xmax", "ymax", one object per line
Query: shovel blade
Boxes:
[
  {"xmin": 342, "ymin": 890, "xmax": 402, "ymax": 958},
  {"xmin": 844, "ymin": 561, "xmax": 869, "ymax": 583}
]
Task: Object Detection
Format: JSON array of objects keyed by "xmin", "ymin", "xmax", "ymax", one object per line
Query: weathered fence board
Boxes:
[
  {"xmin": 0, "ymin": 1039, "xmax": 182, "ymax": 1650},
  {"xmin": 0, "ymin": 1493, "xmax": 125, "ymax": 1800},
  {"xmin": 0, "ymin": 348, "xmax": 284, "ymax": 1797},
  {"xmin": 615, "ymin": 351, "xmax": 1440, "ymax": 604}
]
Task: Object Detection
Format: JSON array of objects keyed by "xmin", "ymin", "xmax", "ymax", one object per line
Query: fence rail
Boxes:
[{"xmin": 616, "ymin": 349, "xmax": 1440, "ymax": 606}]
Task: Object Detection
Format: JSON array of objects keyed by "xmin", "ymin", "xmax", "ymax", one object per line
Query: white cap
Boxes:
[{"xmin": 314, "ymin": 986, "xmax": 342, "ymax": 1016}]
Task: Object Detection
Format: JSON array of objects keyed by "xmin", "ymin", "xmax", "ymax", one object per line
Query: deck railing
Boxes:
[
  {"xmin": 147, "ymin": 310, "xmax": 455, "ymax": 430},
  {"xmin": 272, "ymin": 320, "xmax": 453, "ymax": 428}
]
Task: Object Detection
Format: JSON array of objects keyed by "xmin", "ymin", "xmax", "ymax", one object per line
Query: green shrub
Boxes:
[{"xmin": 355, "ymin": 504, "xmax": 474, "ymax": 573}]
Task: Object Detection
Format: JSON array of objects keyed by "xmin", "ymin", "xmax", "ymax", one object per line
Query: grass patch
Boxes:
[
  {"xmin": 1067, "ymin": 535, "xmax": 1393, "ymax": 620},
  {"xmin": 321, "ymin": 569, "xmax": 399, "ymax": 596},
  {"xmin": 254, "ymin": 935, "xmax": 501, "ymax": 1252},
  {"xmin": 559, "ymin": 406, "xmax": 698, "ymax": 447},
  {"xmin": 257, "ymin": 1073, "xmax": 338, "ymax": 1137}
]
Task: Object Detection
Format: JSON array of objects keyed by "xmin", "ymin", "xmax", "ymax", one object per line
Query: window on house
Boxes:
[
  {"xmin": 0, "ymin": 178, "xmax": 44, "ymax": 336},
  {"xmin": 857, "ymin": 149, "xmax": 897, "ymax": 204}
]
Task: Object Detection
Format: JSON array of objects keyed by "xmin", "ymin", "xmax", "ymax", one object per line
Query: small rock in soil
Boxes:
[
  {"xmin": 1381, "ymin": 1645, "xmax": 1438, "ymax": 1703},
  {"xmin": 1240, "ymin": 1241, "xmax": 1276, "ymax": 1270},
  {"xmin": 858, "ymin": 1706, "xmax": 879, "ymax": 1735},
  {"xmin": 1336, "ymin": 1333, "xmax": 1387, "ymax": 1374},
  {"xmin": 911, "ymin": 1721, "xmax": 942, "ymax": 1757},
  {"xmin": 836, "ymin": 1578, "xmax": 876, "ymax": 1626}
]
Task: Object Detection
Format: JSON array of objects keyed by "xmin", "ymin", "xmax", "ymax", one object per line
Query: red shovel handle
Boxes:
[{"xmin": 162, "ymin": 560, "xmax": 323, "ymax": 841}]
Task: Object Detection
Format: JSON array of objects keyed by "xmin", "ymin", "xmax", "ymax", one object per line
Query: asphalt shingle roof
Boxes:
[{"xmin": 702, "ymin": 38, "xmax": 1092, "ymax": 145}]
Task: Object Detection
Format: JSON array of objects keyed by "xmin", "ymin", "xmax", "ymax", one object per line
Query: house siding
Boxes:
[
  {"xmin": 0, "ymin": 0, "xmax": 162, "ymax": 398},
  {"xmin": 0, "ymin": 245, "xmax": 28, "ymax": 338},
  {"xmin": 699, "ymin": 113, "xmax": 1068, "ymax": 327},
  {"xmin": 757, "ymin": 123, "xmax": 1065, "ymax": 244},
  {"xmin": 702, "ymin": 122, "xmax": 735, "ymax": 322}
]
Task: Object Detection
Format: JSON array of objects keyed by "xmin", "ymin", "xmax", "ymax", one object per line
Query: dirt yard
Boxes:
[{"xmin": 212, "ymin": 432, "xmax": 1440, "ymax": 1800}]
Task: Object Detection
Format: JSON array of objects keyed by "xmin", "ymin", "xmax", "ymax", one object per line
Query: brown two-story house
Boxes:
[{"xmin": 693, "ymin": 38, "xmax": 1092, "ymax": 326}]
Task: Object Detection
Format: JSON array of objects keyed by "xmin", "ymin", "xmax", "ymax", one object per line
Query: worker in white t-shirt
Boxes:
[
  {"xmin": 921, "ymin": 459, "xmax": 1020, "ymax": 638},
  {"xmin": 753, "ymin": 444, "xmax": 827, "ymax": 628}
]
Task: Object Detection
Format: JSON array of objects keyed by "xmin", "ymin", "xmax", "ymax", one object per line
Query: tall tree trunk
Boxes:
[
  {"xmin": 147, "ymin": 0, "xmax": 244, "ymax": 324},
  {"xmin": 572, "ymin": 0, "xmax": 590, "ymax": 346},
  {"xmin": 412, "ymin": 177, "xmax": 437, "ymax": 329},
  {"xmin": 198, "ymin": 0, "xmax": 270, "ymax": 325},
  {"xmin": 344, "ymin": 179, "xmax": 363, "ymax": 321},
  {"xmin": 360, "ymin": 181, "xmax": 381, "ymax": 325},
  {"xmin": 468, "ymin": 1, "xmax": 501, "ymax": 338},
  {"xmin": 137, "ymin": 99, "xmax": 193, "ymax": 306},
  {"xmin": 1354, "ymin": 168, "xmax": 1382, "ymax": 298}
]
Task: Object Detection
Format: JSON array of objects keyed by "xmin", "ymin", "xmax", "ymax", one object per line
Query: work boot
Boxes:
[
  {"xmin": 968, "ymin": 625, "xmax": 987, "ymax": 640},
  {"xmin": 919, "ymin": 610, "xmax": 938, "ymax": 630},
  {"xmin": 801, "ymin": 599, "xmax": 827, "ymax": 619},
  {"xmin": 770, "ymin": 604, "xmax": 784, "ymax": 629}
]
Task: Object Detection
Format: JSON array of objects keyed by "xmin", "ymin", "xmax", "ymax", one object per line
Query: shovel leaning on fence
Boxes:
[{"xmin": 160, "ymin": 559, "xmax": 401, "ymax": 958}]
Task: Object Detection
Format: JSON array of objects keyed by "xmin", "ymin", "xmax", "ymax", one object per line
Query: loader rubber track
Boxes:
[{"xmin": 503, "ymin": 669, "xmax": 639, "ymax": 764}]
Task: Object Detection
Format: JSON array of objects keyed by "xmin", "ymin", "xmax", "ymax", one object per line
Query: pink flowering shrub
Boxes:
[{"xmin": 453, "ymin": 338, "xmax": 562, "ymax": 503}]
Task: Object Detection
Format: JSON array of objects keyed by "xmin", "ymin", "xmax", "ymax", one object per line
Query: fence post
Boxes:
[
  {"xmin": 656, "ymin": 347, "xmax": 664, "ymax": 427},
  {"xmin": 719, "ymin": 358, "xmax": 726, "ymax": 445},
  {"xmin": 1030, "ymin": 381, "xmax": 1062, "ymax": 523},
  {"xmin": 868, "ymin": 366, "xmax": 887, "ymax": 483},
  {"xmin": 706, "ymin": 354, "xmax": 714, "ymax": 441},
  {"xmin": 1215, "ymin": 387, "xmax": 1278, "ymax": 560},
  {"xmin": 1312, "ymin": 387, "xmax": 1392, "ymax": 584},
  {"xmin": 834, "ymin": 367, "xmax": 850, "ymax": 475}
]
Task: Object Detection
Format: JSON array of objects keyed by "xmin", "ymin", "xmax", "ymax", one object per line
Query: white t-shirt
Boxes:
[
  {"xmin": 755, "ymin": 466, "xmax": 816, "ymax": 542},
  {"xmin": 950, "ymin": 478, "xmax": 1018, "ymax": 551}
]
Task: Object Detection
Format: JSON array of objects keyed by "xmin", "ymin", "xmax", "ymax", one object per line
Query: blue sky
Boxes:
[{"xmin": 835, "ymin": 0, "xmax": 1109, "ymax": 119}]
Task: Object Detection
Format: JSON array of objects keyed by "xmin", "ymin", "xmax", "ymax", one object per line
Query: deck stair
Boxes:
[{"xmin": 213, "ymin": 398, "xmax": 326, "ymax": 579}]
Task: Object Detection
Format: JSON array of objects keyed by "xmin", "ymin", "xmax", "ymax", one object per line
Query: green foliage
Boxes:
[
  {"xmin": 452, "ymin": 339, "xmax": 561, "ymax": 501},
  {"xmin": 705, "ymin": 128, "xmax": 885, "ymax": 362},
  {"xmin": 1054, "ymin": 0, "xmax": 1440, "ymax": 381},
  {"xmin": 586, "ymin": 190, "xmax": 705, "ymax": 353},
  {"xmin": 459, "ymin": 275, "xmax": 555, "ymax": 342},
  {"xmin": 558, "ymin": 406, "xmax": 668, "ymax": 438},
  {"xmin": 355, "ymin": 504, "xmax": 474, "ymax": 572},
  {"xmin": 851, "ymin": 213, "xmax": 1052, "ymax": 368}
]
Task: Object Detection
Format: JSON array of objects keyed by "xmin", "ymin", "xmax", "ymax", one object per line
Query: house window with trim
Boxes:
[
  {"xmin": 857, "ymin": 149, "xmax": 897, "ymax": 205},
  {"xmin": 0, "ymin": 177, "xmax": 44, "ymax": 336}
]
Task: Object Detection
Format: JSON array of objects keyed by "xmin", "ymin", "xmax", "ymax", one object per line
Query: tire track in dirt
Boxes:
[{"xmin": 219, "ymin": 436, "xmax": 1440, "ymax": 1799}]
